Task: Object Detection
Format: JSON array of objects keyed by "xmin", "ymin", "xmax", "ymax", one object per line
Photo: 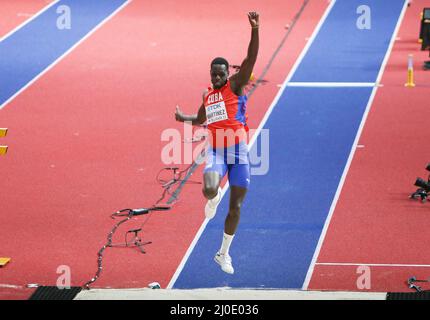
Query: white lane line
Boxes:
[
  {"xmin": 302, "ymin": 0, "xmax": 410, "ymax": 290},
  {"xmin": 166, "ymin": 0, "xmax": 338, "ymax": 290},
  {"xmin": 316, "ymin": 263, "xmax": 430, "ymax": 268},
  {"xmin": 0, "ymin": 0, "xmax": 60, "ymax": 43},
  {"xmin": 0, "ymin": 284, "xmax": 23, "ymax": 289},
  {"xmin": 285, "ymin": 82, "xmax": 379, "ymax": 87},
  {"xmin": 0, "ymin": 0, "xmax": 132, "ymax": 111}
]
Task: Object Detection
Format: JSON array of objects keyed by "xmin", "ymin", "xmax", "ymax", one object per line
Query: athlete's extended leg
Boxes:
[
  {"xmin": 215, "ymin": 161, "xmax": 250, "ymax": 274},
  {"xmin": 214, "ymin": 186, "xmax": 247, "ymax": 274},
  {"xmin": 224, "ymin": 185, "xmax": 247, "ymax": 235}
]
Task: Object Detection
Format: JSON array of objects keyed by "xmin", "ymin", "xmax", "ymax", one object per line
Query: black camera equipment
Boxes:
[
  {"xmin": 410, "ymin": 163, "xmax": 430, "ymax": 202},
  {"xmin": 420, "ymin": 8, "xmax": 430, "ymax": 69},
  {"xmin": 407, "ymin": 276, "xmax": 430, "ymax": 292}
]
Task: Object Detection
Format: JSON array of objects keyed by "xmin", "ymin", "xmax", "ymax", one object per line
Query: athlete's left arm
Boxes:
[{"xmin": 231, "ymin": 12, "xmax": 259, "ymax": 91}]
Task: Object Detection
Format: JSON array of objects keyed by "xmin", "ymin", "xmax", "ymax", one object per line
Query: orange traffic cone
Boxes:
[
  {"xmin": 0, "ymin": 128, "xmax": 7, "ymax": 155},
  {"xmin": 405, "ymin": 54, "xmax": 416, "ymax": 87}
]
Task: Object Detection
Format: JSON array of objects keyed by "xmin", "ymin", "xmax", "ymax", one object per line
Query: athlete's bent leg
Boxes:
[{"xmin": 202, "ymin": 147, "xmax": 227, "ymax": 200}]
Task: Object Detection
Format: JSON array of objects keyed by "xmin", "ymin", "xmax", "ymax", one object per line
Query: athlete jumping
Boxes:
[{"xmin": 175, "ymin": 12, "xmax": 259, "ymax": 274}]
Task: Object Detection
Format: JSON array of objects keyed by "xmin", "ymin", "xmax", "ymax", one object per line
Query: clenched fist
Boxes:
[{"xmin": 248, "ymin": 12, "xmax": 259, "ymax": 28}]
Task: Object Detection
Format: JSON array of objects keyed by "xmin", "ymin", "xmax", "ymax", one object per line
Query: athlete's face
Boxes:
[{"xmin": 210, "ymin": 64, "xmax": 229, "ymax": 89}]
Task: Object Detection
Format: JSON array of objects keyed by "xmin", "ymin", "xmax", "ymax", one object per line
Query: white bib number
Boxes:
[{"xmin": 206, "ymin": 101, "xmax": 228, "ymax": 124}]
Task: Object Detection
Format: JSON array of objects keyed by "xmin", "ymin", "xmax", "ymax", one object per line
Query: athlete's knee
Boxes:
[
  {"xmin": 228, "ymin": 202, "xmax": 242, "ymax": 217},
  {"xmin": 203, "ymin": 172, "xmax": 220, "ymax": 199},
  {"xmin": 203, "ymin": 186, "xmax": 218, "ymax": 200}
]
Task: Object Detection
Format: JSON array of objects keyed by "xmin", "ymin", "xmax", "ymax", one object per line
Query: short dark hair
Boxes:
[{"xmin": 210, "ymin": 57, "xmax": 229, "ymax": 70}]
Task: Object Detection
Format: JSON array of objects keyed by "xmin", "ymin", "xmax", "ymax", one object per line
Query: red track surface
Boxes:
[
  {"xmin": 308, "ymin": 1, "xmax": 430, "ymax": 293},
  {"xmin": 0, "ymin": 0, "xmax": 54, "ymax": 39},
  {"xmin": 0, "ymin": 0, "xmax": 327, "ymax": 299}
]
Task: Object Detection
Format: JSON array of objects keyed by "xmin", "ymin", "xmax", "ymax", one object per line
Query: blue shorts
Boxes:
[{"xmin": 203, "ymin": 141, "xmax": 250, "ymax": 189}]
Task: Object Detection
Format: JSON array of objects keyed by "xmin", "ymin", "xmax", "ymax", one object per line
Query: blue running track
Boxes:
[{"xmin": 0, "ymin": 0, "xmax": 127, "ymax": 109}]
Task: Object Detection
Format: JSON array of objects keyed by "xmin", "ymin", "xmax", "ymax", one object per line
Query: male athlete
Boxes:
[{"xmin": 175, "ymin": 12, "xmax": 259, "ymax": 274}]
